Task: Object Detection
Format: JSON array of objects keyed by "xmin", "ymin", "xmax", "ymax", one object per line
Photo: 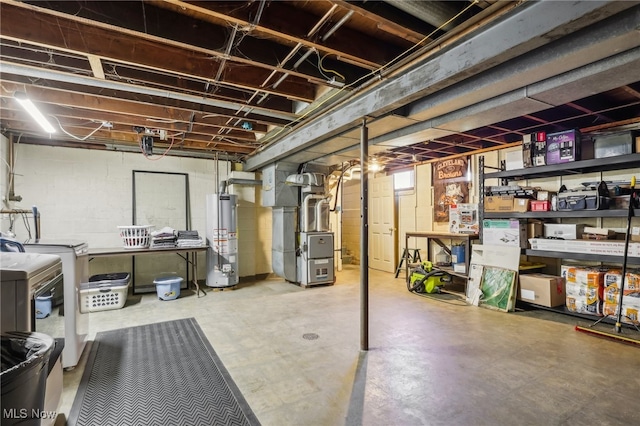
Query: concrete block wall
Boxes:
[{"xmin": 2, "ymin": 143, "xmax": 273, "ymax": 280}]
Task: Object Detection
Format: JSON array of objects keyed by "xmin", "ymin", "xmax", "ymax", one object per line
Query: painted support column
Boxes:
[{"xmin": 360, "ymin": 118, "xmax": 369, "ymax": 351}]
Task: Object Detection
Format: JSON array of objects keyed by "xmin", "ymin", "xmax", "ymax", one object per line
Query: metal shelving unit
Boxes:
[
  {"xmin": 484, "ymin": 210, "xmax": 640, "ymax": 219},
  {"xmin": 479, "ymin": 152, "xmax": 640, "ymax": 325},
  {"xmin": 483, "ymin": 153, "xmax": 640, "ymax": 181}
]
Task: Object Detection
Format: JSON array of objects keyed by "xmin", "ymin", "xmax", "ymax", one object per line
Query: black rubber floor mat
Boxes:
[{"xmin": 69, "ymin": 318, "xmax": 260, "ymax": 426}]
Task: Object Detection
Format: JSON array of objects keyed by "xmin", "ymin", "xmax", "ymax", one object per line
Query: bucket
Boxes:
[
  {"xmin": 451, "ymin": 245, "xmax": 465, "ymax": 265},
  {"xmin": 35, "ymin": 291, "xmax": 54, "ymax": 319},
  {"xmin": 153, "ymin": 276, "xmax": 183, "ymax": 301}
]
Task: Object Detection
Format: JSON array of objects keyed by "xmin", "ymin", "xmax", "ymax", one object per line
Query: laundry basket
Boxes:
[
  {"xmin": 118, "ymin": 225, "xmax": 154, "ymax": 249},
  {"xmin": 80, "ymin": 273, "xmax": 131, "ymax": 313}
]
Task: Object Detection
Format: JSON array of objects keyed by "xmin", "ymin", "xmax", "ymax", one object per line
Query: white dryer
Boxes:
[{"xmin": 24, "ymin": 240, "xmax": 89, "ymax": 369}]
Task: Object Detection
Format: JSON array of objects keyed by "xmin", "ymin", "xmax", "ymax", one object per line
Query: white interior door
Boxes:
[{"xmin": 369, "ymin": 174, "xmax": 396, "ymax": 272}]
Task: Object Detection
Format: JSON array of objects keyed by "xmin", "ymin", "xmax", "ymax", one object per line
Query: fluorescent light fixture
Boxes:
[{"xmin": 14, "ymin": 92, "xmax": 56, "ymax": 133}]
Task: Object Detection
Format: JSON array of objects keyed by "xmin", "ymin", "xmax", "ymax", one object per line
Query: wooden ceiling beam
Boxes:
[
  {"xmin": 4, "ymin": 120, "xmax": 255, "ymax": 154},
  {"xmin": 0, "ymin": 78, "xmax": 291, "ymax": 128},
  {"xmin": 330, "ymin": 0, "xmax": 427, "ymax": 45},
  {"xmin": 156, "ymin": 0, "xmax": 394, "ymax": 70},
  {"xmin": 2, "ymin": 105, "xmax": 268, "ymax": 137},
  {"xmin": 2, "ymin": 100, "xmax": 263, "ymax": 147},
  {"xmin": 1, "ymin": 1, "xmax": 320, "ymax": 102}
]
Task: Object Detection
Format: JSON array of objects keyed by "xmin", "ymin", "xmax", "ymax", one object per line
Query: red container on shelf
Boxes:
[{"xmin": 531, "ymin": 200, "xmax": 551, "ymax": 212}]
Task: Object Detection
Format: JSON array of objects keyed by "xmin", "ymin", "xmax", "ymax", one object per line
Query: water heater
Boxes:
[{"xmin": 205, "ymin": 193, "xmax": 238, "ymax": 288}]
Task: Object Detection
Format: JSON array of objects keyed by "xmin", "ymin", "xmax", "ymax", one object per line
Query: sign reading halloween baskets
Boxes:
[{"xmin": 433, "ymin": 157, "xmax": 470, "ymax": 223}]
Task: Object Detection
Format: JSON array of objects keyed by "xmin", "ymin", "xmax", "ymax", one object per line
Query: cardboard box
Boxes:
[
  {"xmin": 449, "ymin": 203, "xmax": 479, "ymax": 234},
  {"xmin": 536, "ymin": 191, "xmax": 554, "ymax": 201},
  {"xmin": 527, "ymin": 220, "xmax": 544, "ymax": 239},
  {"xmin": 530, "ymin": 239, "xmax": 640, "ymax": 257},
  {"xmin": 484, "ymin": 195, "xmax": 513, "ymax": 212},
  {"xmin": 543, "ymin": 223, "xmax": 585, "ymax": 240},
  {"xmin": 546, "ymin": 129, "xmax": 580, "ymax": 164},
  {"xmin": 534, "ymin": 139, "xmax": 547, "ymax": 166},
  {"xmin": 513, "ymin": 198, "xmax": 530, "ymax": 212},
  {"xmin": 522, "ymin": 134, "xmax": 534, "ymax": 168},
  {"xmin": 482, "ymin": 219, "xmax": 527, "ymax": 248},
  {"xmin": 633, "ymin": 227, "xmax": 640, "ymax": 242},
  {"xmin": 505, "ymin": 150, "xmax": 524, "ymax": 171},
  {"xmin": 518, "ymin": 273, "xmax": 565, "ymax": 307}
]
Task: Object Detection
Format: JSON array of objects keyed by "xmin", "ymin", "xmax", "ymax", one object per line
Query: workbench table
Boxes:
[{"xmin": 88, "ymin": 246, "xmax": 208, "ymax": 297}]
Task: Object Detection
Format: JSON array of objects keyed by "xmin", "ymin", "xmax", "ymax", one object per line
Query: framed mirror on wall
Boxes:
[{"xmin": 132, "ymin": 170, "xmax": 191, "ymax": 294}]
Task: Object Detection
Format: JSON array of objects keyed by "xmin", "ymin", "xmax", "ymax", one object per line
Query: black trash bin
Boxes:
[{"xmin": 1, "ymin": 331, "xmax": 54, "ymax": 426}]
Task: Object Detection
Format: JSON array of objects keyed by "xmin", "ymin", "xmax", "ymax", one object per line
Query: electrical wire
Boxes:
[
  {"xmin": 258, "ymin": 0, "xmax": 480, "ymax": 146},
  {"xmin": 19, "ymin": 211, "xmax": 32, "ymax": 243},
  {"xmin": 51, "ymin": 116, "xmax": 106, "ymax": 141},
  {"xmin": 319, "ymin": 53, "xmax": 346, "ymax": 83},
  {"xmin": 139, "ymin": 134, "xmax": 177, "ymax": 161}
]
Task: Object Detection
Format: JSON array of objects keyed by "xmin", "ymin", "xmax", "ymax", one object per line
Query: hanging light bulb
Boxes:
[
  {"xmin": 14, "ymin": 92, "xmax": 56, "ymax": 133},
  {"xmin": 369, "ymin": 160, "xmax": 383, "ymax": 173}
]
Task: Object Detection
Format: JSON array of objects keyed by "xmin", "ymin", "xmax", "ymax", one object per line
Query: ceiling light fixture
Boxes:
[
  {"xmin": 369, "ymin": 160, "xmax": 383, "ymax": 173},
  {"xmin": 14, "ymin": 92, "xmax": 56, "ymax": 133}
]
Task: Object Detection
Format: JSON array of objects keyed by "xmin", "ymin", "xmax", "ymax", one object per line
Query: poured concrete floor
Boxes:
[{"xmin": 54, "ymin": 265, "xmax": 640, "ymax": 425}]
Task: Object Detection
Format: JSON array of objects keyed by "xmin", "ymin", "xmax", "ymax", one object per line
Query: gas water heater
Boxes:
[{"xmin": 205, "ymin": 193, "xmax": 238, "ymax": 288}]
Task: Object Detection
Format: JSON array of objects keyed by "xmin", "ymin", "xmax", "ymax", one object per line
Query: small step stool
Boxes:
[{"xmin": 395, "ymin": 248, "xmax": 422, "ymax": 278}]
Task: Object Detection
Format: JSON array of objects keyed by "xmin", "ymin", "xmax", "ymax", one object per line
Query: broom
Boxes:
[{"xmin": 575, "ymin": 176, "xmax": 640, "ymax": 346}]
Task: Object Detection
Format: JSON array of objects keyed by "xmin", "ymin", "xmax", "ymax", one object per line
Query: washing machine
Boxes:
[{"xmin": 24, "ymin": 240, "xmax": 89, "ymax": 369}]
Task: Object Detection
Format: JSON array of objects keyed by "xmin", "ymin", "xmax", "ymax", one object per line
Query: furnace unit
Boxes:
[{"xmin": 263, "ymin": 165, "xmax": 336, "ymax": 288}]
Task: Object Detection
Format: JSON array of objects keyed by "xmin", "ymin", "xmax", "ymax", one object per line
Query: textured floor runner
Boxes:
[{"xmin": 69, "ymin": 318, "xmax": 260, "ymax": 426}]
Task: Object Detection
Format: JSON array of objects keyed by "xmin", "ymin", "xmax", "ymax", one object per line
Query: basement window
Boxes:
[{"xmin": 393, "ymin": 170, "xmax": 414, "ymax": 190}]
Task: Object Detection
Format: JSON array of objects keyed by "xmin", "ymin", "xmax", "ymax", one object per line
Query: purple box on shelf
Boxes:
[{"xmin": 546, "ymin": 129, "xmax": 581, "ymax": 164}]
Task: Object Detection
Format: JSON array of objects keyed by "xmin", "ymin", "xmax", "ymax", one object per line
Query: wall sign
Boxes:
[{"xmin": 433, "ymin": 156, "xmax": 469, "ymax": 223}]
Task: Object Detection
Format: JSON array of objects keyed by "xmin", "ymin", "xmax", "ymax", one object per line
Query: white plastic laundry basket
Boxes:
[{"xmin": 118, "ymin": 225, "xmax": 154, "ymax": 249}]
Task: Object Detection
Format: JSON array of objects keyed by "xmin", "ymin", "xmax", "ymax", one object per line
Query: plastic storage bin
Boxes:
[
  {"xmin": 1, "ymin": 331, "xmax": 54, "ymax": 426},
  {"xmin": 35, "ymin": 291, "xmax": 54, "ymax": 319},
  {"xmin": 80, "ymin": 273, "xmax": 131, "ymax": 313},
  {"xmin": 153, "ymin": 276, "xmax": 183, "ymax": 301}
]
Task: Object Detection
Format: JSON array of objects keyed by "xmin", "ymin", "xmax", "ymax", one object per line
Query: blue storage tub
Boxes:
[{"xmin": 153, "ymin": 276, "xmax": 183, "ymax": 301}]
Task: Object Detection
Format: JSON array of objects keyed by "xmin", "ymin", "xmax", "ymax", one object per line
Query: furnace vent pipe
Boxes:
[
  {"xmin": 218, "ymin": 178, "xmax": 262, "ymax": 193},
  {"xmin": 302, "ymin": 194, "xmax": 326, "ymax": 232},
  {"xmin": 315, "ymin": 198, "xmax": 329, "ymax": 232}
]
